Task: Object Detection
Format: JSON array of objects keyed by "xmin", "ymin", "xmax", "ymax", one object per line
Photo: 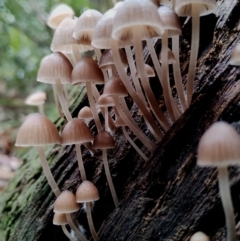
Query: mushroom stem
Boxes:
[
  {"xmin": 61, "ymin": 225, "xmax": 77, "ymax": 241},
  {"xmin": 52, "ymin": 85, "xmax": 64, "ymax": 117},
  {"xmin": 172, "ymin": 35, "xmax": 187, "ymax": 110},
  {"xmin": 86, "ymin": 202, "xmax": 99, "ymax": 241},
  {"xmin": 187, "ymin": 4, "xmax": 200, "ymax": 105},
  {"xmin": 55, "ymin": 80, "xmax": 72, "ymax": 121},
  {"xmin": 122, "ymin": 126, "xmax": 148, "ymax": 161},
  {"xmin": 37, "ymin": 146, "xmax": 61, "ymax": 197},
  {"xmin": 105, "ymin": 106, "xmax": 109, "ymax": 131},
  {"xmin": 133, "ymin": 28, "xmax": 174, "ymax": 128},
  {"xmin": 217, "ymin": 166, "xmax": 236, "ymax": 241},
  {"xmin": 75, "ymin": 144, "xmax": 87, "ymax": 181},
  {"xmin": 66, "ymin": 213, "xmax": 88, "ymax": 241},
  {"xmin": 38, "ymin": 104, "xmax": 45, "ymax": 115},
  {"xmin": 102, "ymin": 149, "xmax": 119, "ymax": 207},
  {"xmin": 172, "ymin": 0, "xmax": 176, "ymax": 10},
  {"xmin": 111, "ymin": 40, "xmax": 163, "ymax": 141},
  {"xmin": 85, "ymin": 82, "xmax": 103, "ymax": 133},
  {"xmin": 94, "ymin": 47, "xmax": 109, "ymax": 82},
  {"xmin": 63, "ymin": 84, "xmax": 70, "ymax": 107}
]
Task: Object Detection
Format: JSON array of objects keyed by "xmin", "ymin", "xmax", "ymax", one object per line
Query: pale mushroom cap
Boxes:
[
  {"xmin": 54, "ymin": 190, "xmax": 80, "ymax": 213},
  {"xmin": 61, "ymin": 118, "xmax": 94, "ymax": 145},
  {"xmin": 15, "ymin": 113, "xmax": 61, "ymax": 147},
  {"xmin": 175, "ymin": 0, "xmax": 217, "ymax": 17},
  {"xmin": 47, "ymin": 4, "xmax": 74, "ymax": 29},
  {"xmin": 103, "ymin": 76, "xmax": 128, "ymax": 97},
  {"xmin": 25, "ymin": 91, "xmax": 46, "ymax": 106},
  {"xmin": 136, "ymin": 64, "xmax": 155, "ymax": 78},
  {"xmin": 78, "ymin": 106, "xmax": 93, "ymax": 120},
  {"xmin": 71, "ymin": 56, "xmax": 104, "ymax": 85},
  {"xmin": 53, "ymin": 213, "xmax": 68, "ymax": 225},
  {"xmin": 113, "ymin": 1, "xmax": 124, "ymax": 9},
  {"xmin": 190, "ymin": 231, "xmax": 210, "ymax": 241},
  {"xmin": 92, "ymin": 130, "xmax": 115, "ymax": 149},
  {"xmin": 99, "ymin": 49, "xmax": 128, "ymax": 70},
  {"xmin": 229, "ymin": 43, "xmax": 240, "ymax": 65},
  {"xmin": 112, "ymin": 0, "xmax": 164, "ymax": 42},
  {"xmin": 159, "ymin": 48, "xmax": 176, "ymax": 64},
  {"xmin": 197, "ymin": 121, "xmax": 240, "ymax": 167},
  {"xmin": 37, "ymin": 52, "xmax": 72, "ymax": 85},
  {"xmin": 158, "ymin": 6, "xmax": 182, "ymax": 36},
  {"xmin": 97, "ymin": 95, "xmax": 115, "ymax": 107},
  {"xmin": 76, "ymin": 180, "xmax": 99, "ymax": 203},
  {"xmin": 73, "ymin": 9, "xmax": 103, "ymax": 45}
]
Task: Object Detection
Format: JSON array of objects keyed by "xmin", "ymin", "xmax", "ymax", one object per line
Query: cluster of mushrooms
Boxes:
[{"xmin": 14, "ymin": 0, "xmax": 240, "ymax": 240}]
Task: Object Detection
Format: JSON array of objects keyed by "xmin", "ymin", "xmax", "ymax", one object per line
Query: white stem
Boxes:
[
  {"xmin": 134, "ymin": 29, "xmax": 172, "ymax": 129},
  {"xmin": 172, "ymin": 0, "xmax": 176, "ymax": 10},
  {"xmin": 37, "ymin": 146, "xmax": 61, "ymax": 197},
  {"xmin": 111, "ymin": 40, "xmax": 163, "ymax": 141},
  {"xmin": 38, "ymin": 104, "xmax": 44, "ymax": 115},
  {"xmin": 52, "ymin": 85, "xmax": 63, "ymax": 117},
  {"xmin": 102, "ymin": 149, "xmax": 119, "ymax": 207},
  {"xmin": 85, "ymin": 82, "xmax": 103, "ymax": 133},
  {"xmin": 63, "ymin": 84, "xmax": 69, "ymax": 107},
  {"xmin": 75, "ymin": 144, "xmax": 87, "ymax": 181},
  {"xmin": 172, "ymin": 35, "xmax": 187, "ymax": 110},
  {"xmin": 187, "ymin": 5, "xmax": 200, "ymax": 105},
  {"xmin": 122, "ymin": 126, "xmax": 148, "ymax": 161},
  {"xmin": 86, "ymin": 202, "xmax": 99, "ymax": 241},
  {"xmin": 55, "ymin": 80, "xmax": 72, "ymax": 121},
  {"xmin": 71, "ymin": 44, "xmax": 81, "ymax": 65},
  {"xmin": 61, "ymin": 225, "xmax": 77, "ymax": 241},
  {"xmin": 217, "ymin": 166, "xmax": 236, "ymax": 241},
  {"xmin": 105, "ymin": 106, "xmax": 109, "ymax": 131}
]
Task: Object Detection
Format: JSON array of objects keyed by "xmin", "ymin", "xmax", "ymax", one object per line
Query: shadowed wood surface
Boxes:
[{"xmin": 1, "ymin": 1, "xmax": 240, "ymax": 240}]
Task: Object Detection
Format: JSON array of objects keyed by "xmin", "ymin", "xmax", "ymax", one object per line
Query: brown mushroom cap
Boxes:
[
  {"xmin": 54, "ymin": 190, "xmax": 80, "ymax": 213},
  {"xmin": 159, "ymin": 47, "xmax": 176, "ymax": 64},
  {"xmin": 97, "ymin": 95, "xmax": 115, "ymax": 107},
  {"xmin": 78, "ymin": 106, "xmax": 93, "ymax": 120},
  {"xmin": 103, "ymin": 76, "xmax": 128, "ymax": 97},
  {"xmin": 53, "ymin": 213, "xmax": 68, "ymax": 225},
  {"xmin": 61, "ymin": 118, "xmax": 94, "ymax": 145},
  {"xmin": 229, "ymin": 43, "xmax": 240, "ymax": 65},
  {"xmin": 92, "ymin": 130, "xmax": 115, "ymax": 149},
  {"xmin": 71, "ymin": 56, "xmax": 104, "ymax": 85},
  {"xmin": 15, "ymin": 113, "xmax": 61, "ymax": 147},
  {"xmin": 136, "ymin": 64, "xmax": 155, "ymax": 78},
  {"xmin": 76, "ymin": 180, "xmax": 99, "ymax": 203},
  {"xmin": 25, "ymin": 91, "xmax": 46, "ymax": 106},
  {"xmin": 37, "ymin": 52, "xmax": 72, "ymax": 85},
  {"xmin": 197, "ymin": 121, "xmax": 240, "ymax": 167}
]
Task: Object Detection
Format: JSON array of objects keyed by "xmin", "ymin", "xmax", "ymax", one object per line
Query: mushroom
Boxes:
[
  {"xmin": 25, "ymin": 91, "xmax": 46, "ymax": 115},
  {"xmin": 190, "ymin": 231, "xmax": 210, "ymax": 241},
  {"xmin": 229, "ymin": 43, "xmax": 240, "ymax": 65},
  {"xmin": 197, "ymin": 121, "xmax": 240, "ymax": 241}
]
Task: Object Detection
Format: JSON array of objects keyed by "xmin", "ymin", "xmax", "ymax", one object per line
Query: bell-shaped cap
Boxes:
[
  {"xmin": 71, "ymin": 57, "xmax": 104, "ymax": 85},
  {"xmin": 112, "ymin": 0, "xmax": 164, "ymax": 42},
  {"xmin": 159, "ymin": 47, "xmax": 176, "ymax": 64},
  {"xmin": 229, "ymin": 43, "xmax": 240, "ymax": 65},
  {"xmin": 99, "ymin": 49, "xmax": 128, "ymax": 70},
  {"xmin": 190, "ymin": 231, "xmax": 210, "ymax": 241},
  {"xmin": 197, "ymin": 121, "xmax": 240, "ymax": 167},
  {"xmin": 73, "ymin": 9, "xmax": 102, "ymax": 45},
  {"xmin": 136, "ymin": 64, "xmax": 155, "ymax": 78},
  {"xmin": 92, "ymin": 130, "xmax": 115, "ymax": 149},
  {"xmin": 103, "ymin": 76, "xmax": 128, "ymax": 97},
  {"xmin": 37, "ymin": 52, "xmax": 72, "ymax": 85},
  {"xmin": 76, "ymin": 180, "xmax": 99, "ymax": 203},
  {"xmin": 158, "ymin": 6, "xmax": 181, "ymax": 36},
  {"xmin": 15, "ymin": 113, "xmax": 61, "ymax": 147},
  {"xmin": 25, "ymin": 91, "xmax": 46, "ymax": 106},
  {"xmin": 61, "ymin": 118, "xmax": 94, "ymax": 145},
  {"xmin": 47, "ymin": 4, "xmax": 74, "ymax": 29},
  {"xmin": 53, "ymin": 213, "xmax": 68, "ymax": 225},
  {"xmin": 78, "ymin": 106, "xmax": 93, "ymax": 120},
  {"xmin": 175, "ymin": 0, "xmax": 217, "ymax": 17},
  {"xmin": 54, "ymin": 190, "xmax": 80, "ymax": 213},
  {"xmin": 97, "ymin": 95, "xmax": 115, "ymax": 107}
]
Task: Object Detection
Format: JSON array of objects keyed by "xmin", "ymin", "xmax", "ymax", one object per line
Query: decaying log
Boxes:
[{"xmin": 1, "ymin": 1, "xmax": 240, "ymax": 240}]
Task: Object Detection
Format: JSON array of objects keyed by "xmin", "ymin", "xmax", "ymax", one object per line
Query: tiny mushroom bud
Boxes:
[{"xmin": 190, "ymin": 231, "xmax": 210, "ymax": 241}]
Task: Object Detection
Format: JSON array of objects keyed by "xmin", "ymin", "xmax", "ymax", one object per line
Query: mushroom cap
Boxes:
[
  {"xmin": 25, "ymin": 91, "xmax": 46, "ymax": 106},
  {"xmin": 112, "ymin": 0, "xmax": 164, "ymax": 42},
  {"xmin": 73, "ymin": 9, "xmax": 103, "ymax": 45},
  {"xmin": 54, "ymin": 190, "xmax": 80, "ymax": 213},
  {"xmin": 158, "ymin": 6, "xmax": 182, "ymax": 36},
  {"xmin": 136, "ymin": 64, "xmax": 155, "ymax": 78},
  {"xmin": 159, "ymin": 47, "xmax": 176, "ymax": 64},
  {"xmin": 37, "ymin": 52, "xmax": 72, "ymax": 85},
  {"xmin": 229, "ymin": 43, "xmax": 240, "ymax": 65},
  {"xmin": 175, "ymin": 0, "xmax": 217, "ymax": 17},
  {"xmin": 97, "ymin": 95, "xmax": 115, "ymax": 107},
  {"xmin": 103, "ymin": 76, "xmax": 128, "ymax": 97},
  {"xmin": 197, "ymin": 121, "xmax": 240, "ymax": 167},
  {"xmin": 99, "ymin": 49, "xmax": 128, "ymax": 70},
  {"xmin": 15, "ymin": 113, "xmax": 61, "ymax": 147},
  {"xmin": 92, "ymin": 130, "xmax": 115, "ymax": 149},
  {"xmin": 76, "ymin": 180, "xmax": 99, "ymax": 203},
  {"xmin": 190, "ymin": 231, "xmax": 210, "ymax": 241},
  {"xmin": 71, "ymin": 56, "xmax": 104, "ymax": 85},
  {"xmin": 78, "ymin": 106, "xmax": 93, "ymax": 120},
  {"xmin": 113, "ymin": 1, "xmax": 124, "ymax": 9},
  {"xmin": 47, "ymin": 4, "xmax": 74, "ymax": 29},
  {"xmin": 53, "ymin": 213, "xmax": 68, "ymax": 225},
  {"xmin": 61, "ymin": 118, "xmax": 94, "ymax": 145},
  {"xmin": 159, "ymin": 0, "xmax": 172, "ymax": 6}
]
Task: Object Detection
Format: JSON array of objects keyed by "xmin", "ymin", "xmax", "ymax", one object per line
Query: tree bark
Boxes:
[{"xmin": 1, "ymin": 1, "xmax": 240, "ymax": 240}]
